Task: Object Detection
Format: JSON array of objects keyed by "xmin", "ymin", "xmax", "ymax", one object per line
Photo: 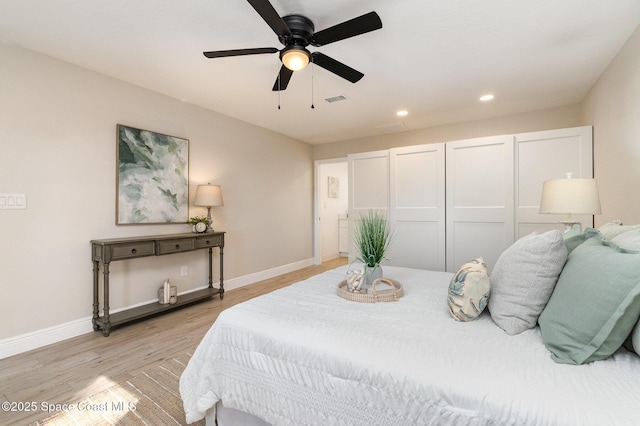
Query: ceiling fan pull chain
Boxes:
[
  {"xmin": 311, "ymin": 59, "xmax": 315, "ymax": 109},
  {"xmin": 277, "ymin": 60, "xmax": 281, "ymax": 109}
]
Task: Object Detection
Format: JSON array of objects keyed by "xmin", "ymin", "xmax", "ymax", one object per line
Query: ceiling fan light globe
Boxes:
[{"xmin": 281, "ymin": 49, "xmax": 310, "ymax": 71}]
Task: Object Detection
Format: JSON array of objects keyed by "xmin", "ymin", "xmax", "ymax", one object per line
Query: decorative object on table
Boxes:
[
  {"xmin": 539, "ymin": 172, "xmax": 601, "ymax": 233},
  {"xmin": 116, "ymin": 124, "xmax": 189, "ymax": 225},
  {"xmin": 158, "ymin": 279, "xmax": 177, "ymax": 305},
  {"xmin": 345, "ymin": 269, "xmax": 365, "ymax": 293},
  {"xmin": 353, "ymin": 209, "xmax": 394, "ymax": 286},
  {"xmin": 338, "ymin": 277, "xmax": 403, "ymax": 303},
  {"xmin": 194, "ymin": 183, "xmax": 224, "ymax": 232},
  {"xmin": 189, "ymin": 215, "xmax": 209, "ymax": 233}
]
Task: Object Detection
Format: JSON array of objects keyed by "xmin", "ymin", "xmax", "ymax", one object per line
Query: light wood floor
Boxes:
[{"xmin": 0, "ymin": 257, "xmax": 347, "ymax": 425}]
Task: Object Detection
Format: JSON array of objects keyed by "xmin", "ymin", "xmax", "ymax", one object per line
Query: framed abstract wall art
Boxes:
[{"xmin": 116, "ymin": 124, "xmax": 189, "ymax": 225}]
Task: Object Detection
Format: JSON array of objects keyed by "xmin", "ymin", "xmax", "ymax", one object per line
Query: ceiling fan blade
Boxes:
[
  {"xmin": 311, "ymin": 52, "xmax": 364, "ymax": 83},
  {"xmin": 272, "ymin": 65, "xmax": 294, "ymax": 91},
  {"xmin": 246, "ymin": 0, "xmax": 292, "ymax": 38},
  {"xmin": 203, "ymin": 47, "xmax": 279, "ymax": 58},
  {"xmin": 310, "ymin": 11, "xmax": 382, "ymax": 46}
]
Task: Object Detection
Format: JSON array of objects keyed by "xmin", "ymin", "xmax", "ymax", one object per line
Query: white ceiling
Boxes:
[{"xmin": 1, "ymin": 0, "xmax": 639, "ymax": 144}]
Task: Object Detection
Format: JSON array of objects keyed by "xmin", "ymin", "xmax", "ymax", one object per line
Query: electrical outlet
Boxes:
[{"xmin": 180, "ymin": 266, "xmax": 188, "ymax": 276}]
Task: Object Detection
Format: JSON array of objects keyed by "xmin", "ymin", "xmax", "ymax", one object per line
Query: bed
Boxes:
[{"xmin": 180, "ymin": 225, "xmax": 640, "ymax": 425}]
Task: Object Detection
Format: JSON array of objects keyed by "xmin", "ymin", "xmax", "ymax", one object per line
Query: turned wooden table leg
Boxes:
[
  {"xmin": 92, "ymin": 260, "xmax": 100, "ymax": 331},
  {"xmin": 102, "ymin": 262, "xmax": 111, "ymax": 337},
  {"xmin": 219, "ymin": 246, "xmax": 224, "ymax": 299}
]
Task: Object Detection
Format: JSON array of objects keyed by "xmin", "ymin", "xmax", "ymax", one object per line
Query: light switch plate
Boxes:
[{"xmin": 0, "ymin": 193, "xmax": 27, "ymax": 209}]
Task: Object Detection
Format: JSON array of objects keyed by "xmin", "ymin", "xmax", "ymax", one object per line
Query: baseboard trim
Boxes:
[
  {"xmin": 0, "ymin": 258, "xmax": 314, "ymax": 360},
  {"xmin": 223, "ymin": 258, "xmax": 314, "ymax": 291},
  {"xmin": 0, "ymin": 317, "xmax": 94, "ymax": 360}
]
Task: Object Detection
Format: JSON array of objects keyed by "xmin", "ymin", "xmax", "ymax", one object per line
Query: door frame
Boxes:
[{"xmin": 313, "ymin": 157, "xmax": 348, "ymax": 265}]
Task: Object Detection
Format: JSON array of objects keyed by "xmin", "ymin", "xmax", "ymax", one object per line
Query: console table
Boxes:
[{"xmin": 91, "ymin": 231, "xmax": 225, "ymax": 336}]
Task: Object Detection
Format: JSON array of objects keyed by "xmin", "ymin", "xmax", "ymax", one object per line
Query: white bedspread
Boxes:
[{"xmin": 180, "ymin": 266, "xmax": 640, "ymax": 425}]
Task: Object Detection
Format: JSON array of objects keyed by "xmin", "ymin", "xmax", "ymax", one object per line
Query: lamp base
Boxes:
[
  {"xmin": 560, "ymin": 221, "xmax": 581, "ymax": 233},
  {"xmin": 205, "ymin": 207, "xmax": 214, "ymax": 232}
]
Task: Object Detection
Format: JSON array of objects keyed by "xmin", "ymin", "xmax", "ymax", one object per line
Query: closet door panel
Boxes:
[
  {"xmin": 348, "ymin": 150, "xmax": 390, "ymax": 263},
  {"xmin": 515, "ymin": 126, "xmax": 593, "ymax": 238},
  {"xmin": 388, "ymin": 144, "xmax": 445, "ymax": 271},
  {"xmin": 350, "ymin": 152, "xmax": 389, "ymax": 211},
  {"xmin": 446, "ymin": 135, "xmax": 514, "ymax": 272},
  {"xmin": 450, "ymin": 222, "xmax": 507, "ymax": 272},
  {"xmin": 391, "ymin": 222, "xmax": 443, "ymax": 270},
  {"xmin": 393, "ymin": 150, "xmax": 440, "ymax": 219}
]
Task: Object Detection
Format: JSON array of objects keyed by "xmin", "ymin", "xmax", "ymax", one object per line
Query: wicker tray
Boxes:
[{"xmin": 337, "ymin": 278, "xmax": 403, "ymax": 303}]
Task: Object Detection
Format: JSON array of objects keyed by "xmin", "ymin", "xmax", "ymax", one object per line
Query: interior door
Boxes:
[
  {"xmin": 514, "ymin": 126, "xmax": 594, "ymax": 238},
  {"xmin": 388, "ymin": 143, "xmax": 446, "ymax": 270},
  {"xmin": 446, "ymin": 135, "xmax": 514, "ymax": 272}
]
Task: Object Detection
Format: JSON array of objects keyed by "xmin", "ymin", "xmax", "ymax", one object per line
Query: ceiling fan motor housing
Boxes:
[{"xmin": 279, "ymin": 15, "xmax": 315, "ymax": 47}]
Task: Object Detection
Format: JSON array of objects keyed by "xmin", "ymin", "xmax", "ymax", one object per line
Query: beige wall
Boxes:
[
  {"xmin": 582, "ymin": 24, "xmax": 640, "ymax": 226},
  {"xmin": 313, "ymin": 105, "xmax": 582, "ymax": 160},
  {"xmin": 0, "ymin": 44, "xmax": 313, "ymax": 345}
]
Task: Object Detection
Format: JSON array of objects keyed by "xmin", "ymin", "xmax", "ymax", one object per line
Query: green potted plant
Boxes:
[{"xmin": 353, "ymin": 210, "xmax": 394, "ymax": 285}]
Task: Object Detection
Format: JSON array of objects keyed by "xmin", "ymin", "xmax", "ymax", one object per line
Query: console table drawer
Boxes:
[
  {"xmin": 111, "ymin": 242, "xmax": 156, "ymax": 260},
  {"xmin": 195, "ymin": 234, "xmax": 223, "ymax": 248},
  {"xmin": 158, "ymin": 238, "xmax": 195, "ymax": 254}
]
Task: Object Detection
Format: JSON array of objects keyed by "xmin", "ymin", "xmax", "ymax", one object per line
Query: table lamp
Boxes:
[
  {"xmin": 194, "ymin": 184, "xmax": 223, "ymax": 232},
  {"xmin": 539, "ymin": 173, "xmax": 601, "ymax": 233}
]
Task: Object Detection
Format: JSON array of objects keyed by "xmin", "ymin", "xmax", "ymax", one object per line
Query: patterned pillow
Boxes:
[{"xmin": 448, "ymin": 258, "xmax": 491, "ymax": 322}]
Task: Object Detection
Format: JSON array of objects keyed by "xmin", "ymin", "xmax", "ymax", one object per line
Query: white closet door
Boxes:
[
  {"xmin": 348, "ymin": 150, "xmax": 389, "ymax": 263},
  {"xmin": 515, "ymin": 126, "xmax": 593, "ymax": 238},
  {"xmin": 446, "ymin": 135, "xmax": 514, "ymax": 272},
  {"xmin": 388, "ymin": 144, "xmax": 446, "ymax": 270}
]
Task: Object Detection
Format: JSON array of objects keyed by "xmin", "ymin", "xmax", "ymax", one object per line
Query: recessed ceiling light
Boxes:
[
  {"xmin": 480, "ymin": 94, "xmax": 495, "ymax": 102},
  {"xmin": 396, "ymin": 110, "xmax": 408, "ymax": 116}
]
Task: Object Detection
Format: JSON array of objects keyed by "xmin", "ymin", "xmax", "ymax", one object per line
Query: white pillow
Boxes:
[
  {"xmin": 488, "ymin": 230, "xmax": 567, "ymax": 335},
  {"xmin": 598, "ymin": 220, "xmax": 640, "ymax": 240},
  {"xmin": 633, "ymin": 320, "xmax": 640, "ymax": 357},
  {"xmin": 447, "ymin": 258, "xmax": 491, "ymax": 322},
  {"xmin": 611, "ymin": 229, "xmax": 640, "ymax": 251}
]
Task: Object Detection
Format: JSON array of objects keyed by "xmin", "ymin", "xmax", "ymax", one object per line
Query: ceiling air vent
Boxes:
[{"xmin": 324, "ymin": 95, "xmax": 347, "ymax": 103}]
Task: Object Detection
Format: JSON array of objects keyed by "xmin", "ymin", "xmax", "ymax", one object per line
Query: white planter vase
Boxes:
[{"xmin": 364, "ymin": 265, "xmax": 383, "ymax": 287}]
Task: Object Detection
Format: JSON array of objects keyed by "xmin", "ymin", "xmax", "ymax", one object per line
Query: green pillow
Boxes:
[
  {"xmin": 563, "ymin": 228, "xmax": 599, "ymax": 254},
  {"xmin": 539, "ymin": 233, "xmax": 640, "ymax": 364}
]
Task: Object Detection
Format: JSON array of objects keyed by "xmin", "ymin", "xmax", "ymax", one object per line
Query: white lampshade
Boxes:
[
  {"xmin": 281, "ymin": 47, "xmax": 310, "ymax": 71},
  {"xmin": 194, "ymin": 184, "xmax": 223, "ymax": 207},
  {"xmin": 539, "ymin": 178, "xmax": 601, "ymax": 215}
]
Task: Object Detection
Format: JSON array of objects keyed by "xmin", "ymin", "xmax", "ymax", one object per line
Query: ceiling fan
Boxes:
[{"xmin": 203, "ymin": 0, "xmax": 382, "ymax": 91}]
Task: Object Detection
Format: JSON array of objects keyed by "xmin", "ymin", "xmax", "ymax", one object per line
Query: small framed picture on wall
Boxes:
[{"xmin": 328, "ymin": 176, "xmax": 339, "ymax": 198}]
